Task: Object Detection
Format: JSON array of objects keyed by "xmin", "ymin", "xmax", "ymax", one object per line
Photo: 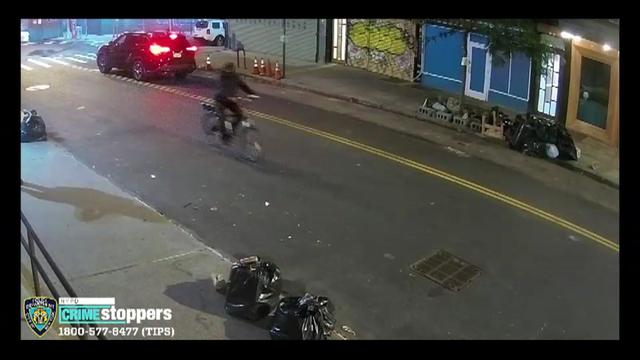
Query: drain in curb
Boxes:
[{"xmin": 410, "ymin": 250, "xmax": 482, "ymax": 292}]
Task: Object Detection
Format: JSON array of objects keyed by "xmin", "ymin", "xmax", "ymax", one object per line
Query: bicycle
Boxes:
[{"xmin": 200, "ymin": 95, "xmax": 262, "ymax": 162}]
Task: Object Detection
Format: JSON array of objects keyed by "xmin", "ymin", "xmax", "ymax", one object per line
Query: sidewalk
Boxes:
[
  {"xmin": 192, "ymin": 48, "xmax": 619, "ymax": 189},
  {"xmin": 50, "ymin": 34, "xmax": 114, "ymax": 48},
  {"xmin": 20, "ymin": 141, "xmax": 269, "ymax": 340}
]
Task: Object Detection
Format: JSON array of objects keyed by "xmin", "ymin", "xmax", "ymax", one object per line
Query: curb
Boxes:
[
  {"xmin": 190, "ymin": 69, "xmax": 619, "ymax": 190},
  {"xmin": 554, "ymin": 161, "xmax": 619, "ymax": 189},
  {"xmin": 192, "ymin": 69, "xmax": 417, "ymax": 119}
]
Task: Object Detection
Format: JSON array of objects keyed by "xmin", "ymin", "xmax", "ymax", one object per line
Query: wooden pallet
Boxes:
[
  {"xmin": 481, "ymin": 123, "xmax": 504, "ymax": 139},
  {"xmin": 479, "ymin": 113, "xmax": 503, "ymax": 139}
]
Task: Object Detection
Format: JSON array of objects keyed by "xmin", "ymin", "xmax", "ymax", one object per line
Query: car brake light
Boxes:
[
  {"xmin": 169, "ymin": 33, "xmax": 178, "ymax": 40},
  {"xmin": 186, "ymin": 46, "xmax": 197, "ymax": 51},
  {"xmin": 149, "ymin": 44, "xmax": 170, "ymax": 55}
]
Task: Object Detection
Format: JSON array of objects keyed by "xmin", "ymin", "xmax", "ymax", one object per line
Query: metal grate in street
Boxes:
[{"xmin": 410, "ymin": 250, "xmax": 482, "ymax": 292}]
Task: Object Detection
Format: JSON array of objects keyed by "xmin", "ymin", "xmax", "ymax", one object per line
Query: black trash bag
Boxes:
[
  {"xmin": 21, "ymin": 110, "xmax": 47, "ymax": 143},
  {"xmin": 270, "ymin": 293, "xmax": 335, "ymax": 340},
  {"xmin": 502, "ymin": 115, "xmax": 517, "ymax": 140},
  {"xmin": 505, "ymin": 113, "xmax": 578, "ymax": 160},
  {"xmin": 516, "ymin": 115, "xmax": 554, "ymax": 158},
  {"xmin": 522, "ymin": 139, "xmax": 546, "ymax": 158},
  {"xmin": 505, "ymin": 114, "xmax": 533, "ymax": 151},
  {"xmin": 531, "ymin": 118, "xmax": 552, "ymax": 143},
  {"xmin": 224, "ymin": 256, "xmax": 281, "ymax": 321},
  {"xmin": 269, "ymin": 297, "xmax": 303, "ymax": 340},
  {"xmin": 555, "ymin": 126, "xmax": 578, "ymax": 161}
]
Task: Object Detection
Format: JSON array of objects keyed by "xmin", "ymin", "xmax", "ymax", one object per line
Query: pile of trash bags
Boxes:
[
  {"xmin": 21, "ymin": 109, "xmax": 47, "ymax": 143},
  {"xmin": 503, "ymin": 113, "xmax": 579, "ymax": 161},
  {"xmin": 224, "ymin": 256, "xmax": 282, "ymax": 321},
  {"xmin": 420, "ymin": 97, "xmax": 580, "ymax": 162},
  {"xmin": 219, "ymin": 256, "xmax": 336, "ymax": 340},
  {"xmin": 270, "ymin": 294, "xmax": 335, "ymax": 340}
]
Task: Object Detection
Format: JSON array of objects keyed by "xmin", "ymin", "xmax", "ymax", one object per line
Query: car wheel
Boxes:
[
  {"xmin": 175, "ymin": 72, "xmax": 188, "ymax": 80},
  {"xmin": 214, "ymin": 35, "xmax": 225, "ymax": 47},
  {"xmin": 97, "ymin": 53, "xmax": 111, "ymax": 74},
  {"xmin": 132, "ymin": 60, "xmax": 146, "ymax": 81}
]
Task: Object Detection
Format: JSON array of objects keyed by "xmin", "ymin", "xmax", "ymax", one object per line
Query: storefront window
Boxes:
[
  {"xmin": 577, "ymin": 56, "xmax": 610, "ymax": 129},
  {"xmin": 537, "ymin": 53, "xmax": 561, "ymax": 117}
]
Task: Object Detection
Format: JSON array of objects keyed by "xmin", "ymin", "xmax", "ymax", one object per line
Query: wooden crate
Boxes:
[
  {"xmin": 480, "ymin": 113, "xmax": 505, "ymax": 139},
  {"xmin": 481, "ymin": 122, "xmax": 504, "ymax": 139}
]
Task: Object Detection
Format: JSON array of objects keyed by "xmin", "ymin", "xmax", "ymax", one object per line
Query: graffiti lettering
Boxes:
[
  {"xmin": 347, "ymin": 19, "xmax": 416, "ymax": 81},
  {"xmin": 348, "ymin": 22, "xmax": 409, "ymax": 55}
]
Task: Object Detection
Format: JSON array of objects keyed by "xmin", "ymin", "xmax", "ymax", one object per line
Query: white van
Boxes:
[{"xmin": 193, "ymin": 19, "xmax": 226, "ymax": 46}]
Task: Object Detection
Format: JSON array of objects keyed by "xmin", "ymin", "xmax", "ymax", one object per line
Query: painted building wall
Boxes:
[
  {"xmin": 487, "ymin": 52, "xmax": 532, "ymax": 112},
  {"xmin": 346, "ymin": 19, "xmax": 417, "ymax": 81},
  {"xmin": 421, "ymin": 24, "xmax": 465, "ymax": 93},
  {"xmin": 421, "ymin": 24, "xmax": 532, "ymax": 113},
  {"xmin": 86, "ymin": 19, "xmax": 115, "ymax": 35},
  {"xmin": 26, "ymin": 19, "xmax": 65, "ymax": 42}
]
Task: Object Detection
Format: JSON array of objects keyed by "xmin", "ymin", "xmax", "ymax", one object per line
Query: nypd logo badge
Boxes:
[{"xmin": 24, "ymin": 297, "xmax": 57, "ymax": 337}]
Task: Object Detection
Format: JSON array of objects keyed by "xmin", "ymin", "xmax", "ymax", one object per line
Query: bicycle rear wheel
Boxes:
[{"xmin": 239, "ymin": 128, "xmax": 262, "ymax": 162}]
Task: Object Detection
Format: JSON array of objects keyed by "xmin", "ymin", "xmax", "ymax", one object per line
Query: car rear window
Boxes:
[
  {"xmin": 211, "ymin": 22, "xmax": 221, "ymax": 29},
  {"xmin": 195, "ymin": 21, "xmax": 208, "ymax": 29},
  {"xmin": 129, "ymin": 34, "xmax": 149, "ymax": 46}
]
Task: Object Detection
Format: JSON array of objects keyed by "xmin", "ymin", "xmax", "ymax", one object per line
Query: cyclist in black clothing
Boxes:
[{"xmin": 214, "ymin": 62, "xmax": 259, "ymax": 142}]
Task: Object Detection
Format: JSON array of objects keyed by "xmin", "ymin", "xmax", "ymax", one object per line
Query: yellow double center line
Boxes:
[
  {"xmin": 116, "ymin": 78, "xmax": 620, "ymax": 253},
  {"xmin": 246, "ymin": 109, "xmax": 619, "ymax": 253}
]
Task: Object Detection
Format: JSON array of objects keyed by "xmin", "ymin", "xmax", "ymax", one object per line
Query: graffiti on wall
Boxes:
[{"xmin": 347, "ymin": 19, "xmax": 416, "ymax": 81}]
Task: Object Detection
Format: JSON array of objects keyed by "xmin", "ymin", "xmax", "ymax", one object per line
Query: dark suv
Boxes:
[{"xmin": 97, "ymin": 32, "xmax": 197, "ymax": 81}]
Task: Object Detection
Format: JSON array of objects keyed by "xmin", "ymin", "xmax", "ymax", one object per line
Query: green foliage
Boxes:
[{"xmin": 413, "ymin": 19, "xmax": 554, "ymax": 68}]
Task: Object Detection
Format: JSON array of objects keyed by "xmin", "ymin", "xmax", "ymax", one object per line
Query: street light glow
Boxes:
[
  {"xmin": 560, "ymin": 31, "xmax": 582, "ymax": 42},
  {"xmin": 560, "ymin": 31, "xmax": 574, "ymax": 39}
]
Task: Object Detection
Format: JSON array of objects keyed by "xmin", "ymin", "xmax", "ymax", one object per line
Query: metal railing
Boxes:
[{"xmin": 20, "ymin": 210, "xmax": 107, "ymax": 340}]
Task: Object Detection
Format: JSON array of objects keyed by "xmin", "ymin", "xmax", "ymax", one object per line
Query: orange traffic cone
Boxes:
[
  {"xmin": 259, "ymin": 58, "xmax": 266, "ymax": 76},
  {"xmin": 206, "ymin": 55, "xmax": 212, "ymax": 71},
  {"xmin": 274, "ymin": 61, "xmax": 282, "ymax": 80},
  {"xmin": 252, "ymin": 57, "xmax": 259, "ymax": 75}
]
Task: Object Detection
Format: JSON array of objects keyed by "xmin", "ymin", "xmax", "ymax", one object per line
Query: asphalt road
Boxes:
[{"xmin": 21, "ymin": 42, "xmax": 619, "ymax": 339}]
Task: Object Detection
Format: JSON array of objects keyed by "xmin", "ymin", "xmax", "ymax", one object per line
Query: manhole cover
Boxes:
[{"xmin": 410, "ymin": 250, "xmax": 481, "ymax": 292}]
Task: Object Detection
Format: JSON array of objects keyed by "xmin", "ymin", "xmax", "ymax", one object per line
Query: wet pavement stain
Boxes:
[{"xmin": 21, "ymin": 181, "xmax": 165, "ymax": 223}]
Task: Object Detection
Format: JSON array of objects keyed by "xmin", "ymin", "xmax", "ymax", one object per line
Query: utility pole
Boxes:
[
  {"xmin": 459, "ymin": 31, "xmax": 469, "ymax": 108},
  {"xmin": 282, "ymin": 19, "xmax": 286, "ymax": 78}
]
